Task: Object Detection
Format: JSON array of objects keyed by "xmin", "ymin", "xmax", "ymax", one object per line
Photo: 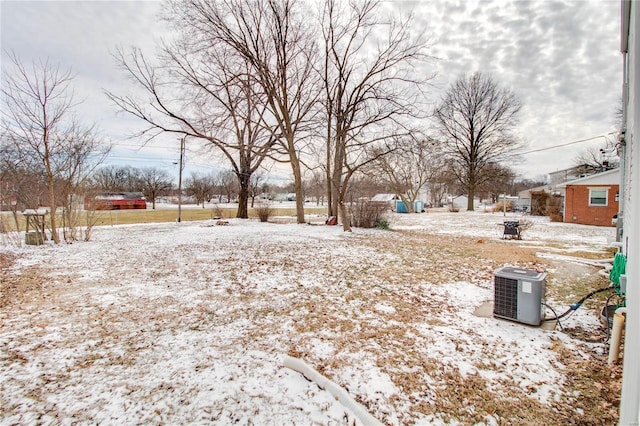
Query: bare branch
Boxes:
[{"xmin": 433, "ymin": 72, "xmax": 522, "ymax": 210}]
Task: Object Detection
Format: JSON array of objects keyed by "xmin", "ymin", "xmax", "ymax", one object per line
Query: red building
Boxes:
[
  {"xmin": 560, "ymin": 169, "xmax": 620, "ymax": 227},
  {"xmin": 85, "ymin": 192, "xmax": 147, "ymax": 210}
]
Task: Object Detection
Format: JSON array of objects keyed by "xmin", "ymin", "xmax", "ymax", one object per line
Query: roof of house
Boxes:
[
  {"xmin": 557, "ymin": 168, "xmax": 620, "ymax": 188},
  {"xmin": 371, "ymin": 194, "xmax": 398, "ymax": 202},
  {"xmin": 518, "ymin": 184, "xmax": 551, "ymax": 198}
]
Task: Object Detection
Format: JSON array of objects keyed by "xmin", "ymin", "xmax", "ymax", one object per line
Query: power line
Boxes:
[{"xmin": 511, "ymin": 132, "xmax": 617, "ymax": 157}]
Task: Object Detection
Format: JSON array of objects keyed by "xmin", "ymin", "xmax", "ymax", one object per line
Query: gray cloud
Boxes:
[
  {"xmin": 422, "ymin": 0, "xmax": 621, "ymax": 176},
  {"xmin": 1, "ymin": 0, "xmax": 623, "ymax": 178}
]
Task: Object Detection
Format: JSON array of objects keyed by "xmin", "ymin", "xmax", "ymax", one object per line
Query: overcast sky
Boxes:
[{"xmin": 1, "ymin": 0, "xmax": 623, "ymax": 183}]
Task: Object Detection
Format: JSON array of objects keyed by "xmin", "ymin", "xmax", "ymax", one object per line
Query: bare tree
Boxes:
[
  {"xmin": 320, "ymin": 0, "xmax": 433, "ymax": 230},
  {"xmin": 0, "ymin": 145, "xmax": 46, "ymax": 210},
  {"xmin": 218, "ymin": 170, "xmax": 238, "ymax": 204},
  {"xmin": 165, "ymin": 0, "xmax": 321, "ymax": 223},
  {"xmin": 92, "ymin": 165, "xmax": 143, "ymax": 192},
  {"xmin": 1, "ymin": 52, "xmax": 108, "ymax": 243},
  {"xmin": 476, "ymin": 162, "xmax": 516, "ymax": 202},
  {"xmin": 573, "ymin": 145, "xmax": 620, "ymax": 175},
  {"xmin": 184, "ymin": 172, "xmax": 216, "ymax": 207},
  {"xmin": 374, "ymin": 138, "xmax": 440, "ymax": 213},
  {"xmin": 107, "ymin": 33, "xmax": 278, "ymax": 219},
  {"xmin": 428, "ymin": 157, "xmax": 459, "ymax": 207},
  {"xmin": 248, "ymin": 173, "xmax": 265, "ymax": 208},
  {"xmin": 433, "ymin": 72, "xmax": 522, "ymax": 211},
  {"xmin": 139, "ymin": 167, "xmax": 173, "ymax": 209},
  {"xmin": 0, "ymin": 146, "xmax": 47, "ymax": 230},
  {"xmin": 56, "ymin": 127, "xmax": 109, "ymax": 241},
  {"xmin": 304, "ymin": 169, "xmax": 326, "ymax": 206}
]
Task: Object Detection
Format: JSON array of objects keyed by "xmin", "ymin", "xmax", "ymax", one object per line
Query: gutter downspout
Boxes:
[{"xmin": 608, "ymin": 307, "xmax": 627, "ymax": 365}]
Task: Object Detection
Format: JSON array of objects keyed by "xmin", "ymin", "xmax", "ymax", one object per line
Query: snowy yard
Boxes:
[{"xmin": 0, "ymin": 211, "xmax": 621, "ymax": 424}]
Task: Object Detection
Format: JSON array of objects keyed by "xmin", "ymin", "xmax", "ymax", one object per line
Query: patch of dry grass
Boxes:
[
  {"xmin": 0, "ymin": 222, "xmax": 622, "ymax": 424},
  {"xmin": 0, "ymin": 206, "xmax": 327, "ymax": 231}
]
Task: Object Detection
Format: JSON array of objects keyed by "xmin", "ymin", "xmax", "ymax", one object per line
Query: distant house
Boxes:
[
  {"xmin": 558, "ymin": 168, "xmax": 620, "ymax": 227},
  {"xmin": 371, "ymin": 193, "xmax": 399, "ymax": 209},
  {"xmin": 518, "ymin": 165, "xmax": 609, "ymax": 216},
  {"xmin": 548, "ymin": 166, "xmax": 585, "ymax": 187},
  {"xmin": 518, "ymin": 185, "xmax": 546, "ymax": 213},
  {"xmin": 448, "ymin": 195, "xmax": 480, "ymax": 211},
  {"xmin": 517, "ymin": 185, "xmax": 564, "ymax": 216},
  {"xmin": 371, "ymin": 193, "xmax": 398, "ymax": 202}
]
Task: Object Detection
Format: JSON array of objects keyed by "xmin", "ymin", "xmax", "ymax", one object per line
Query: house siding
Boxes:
[
  {"xmin": 619, "ymin": 0, "xmax": 640, "ymax": 423},
  {"xmin": 564, "ymin": 184, "xmax": 619, "ymax": 226}
]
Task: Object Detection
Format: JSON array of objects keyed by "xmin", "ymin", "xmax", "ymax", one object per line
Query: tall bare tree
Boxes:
[
  {"xmin": 107, "ymin": 34, "xmax": 278, "ymax": 219},
  {"xmin": 1, "ymin": 52, "xmax": 108, "ymax": 243},
  {"xmin": 320, "ymin": 0, "xmax": 433, "ymax": 230},
  {"xmin": 433, "ymin": 72, "xmax": 522, "ymax": 211},
  {"xmin": 165, "ymin": 0, "xmax": 320, "ymax": 223}
]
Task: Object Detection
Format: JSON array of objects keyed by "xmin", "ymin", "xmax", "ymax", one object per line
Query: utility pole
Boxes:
[
  {"xmin": 502, "ymin": 193, "xmax": 507, "ymax": 217},
  {"xmin": 178, "ymin": 137, "xmax": 185, "ymax": 223}
]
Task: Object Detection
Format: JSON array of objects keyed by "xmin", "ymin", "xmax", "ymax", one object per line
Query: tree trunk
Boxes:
[
  {"xmin": 467, "ymin": 189, "xmax": 475, "ymax": 211},
  {"xmin": 338, "ymin": 201, "xmax": 351, "ymax": 232},
  {"xmin": 326, "ymin": 174, "xmax": 334, "ymax": 217},
  {"xmin": 290, "ymin": 154, "xmax": 305, "ymax": 223},
  {"xmin": 46, "ymin": 172, "xmax": 60, "ymax": 244},
  {"xmin": 237, "ymin": 178, "xmax": 250, "ymax": 219},
  {"xmin": 330, "ymin": 145, "xmax": 343, "ymax": 221},
  {"xmin": 326, "ymin": 123, "xmax": 334, "ymax": 217}
]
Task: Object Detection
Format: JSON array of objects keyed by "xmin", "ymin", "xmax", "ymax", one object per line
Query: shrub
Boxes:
[
  {"xmin": 0, "ymin": 214, "xmax": 22, "ymax": 247},
  {"xmin": 255, "ymin": 203, "xmax": 272, "ymax": 222},
  {"xmin": 349, "ymin": 200, "xmax": 389, "ymax": 229},
  {"xmin": 493, "ymin": 200, "xmax": 513, "ymax": 213},
  {"xmin": 211, "ymin": 204, "xmax": 224, "ymax": 219},
  {"xmin": 375, "ymin": 219, "xmax": 390, "ymax": 230},
  {"xmin": 546, "ymin": 195, "xmax": 563, "ymax": 222},
  {"xmin": 517, "ymin": 218, "xmax": 534, "ymax": 238},
  {"xmin": 530, "ymin": 191, "xmax": 549, "ymax": 216}
]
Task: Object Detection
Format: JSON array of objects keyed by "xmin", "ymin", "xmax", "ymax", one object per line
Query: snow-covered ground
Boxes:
[{"xmin": 0, "ymin": 211, "xmax": 618, "ymax": 424}]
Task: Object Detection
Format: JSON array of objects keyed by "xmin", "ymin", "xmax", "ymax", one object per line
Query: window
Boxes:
[{"xmin": 589, "ymin": 188, "xmax": 608, "ymax": 206}]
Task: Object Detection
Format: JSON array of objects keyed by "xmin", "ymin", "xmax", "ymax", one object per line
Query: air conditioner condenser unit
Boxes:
[{"xmin": 493, "ymin": 267, "xmax": 546, "ymax": 326}]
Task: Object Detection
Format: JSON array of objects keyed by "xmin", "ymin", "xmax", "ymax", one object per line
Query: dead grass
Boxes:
[
  {"xmin": 0, "ymin": 222, "xmax": 621, "ymax": 424},
  {"xmin": 0, "ymin": 206, "xmax": 327, "ymax": 231},
  {"xmin": 549, "ymin": 338, "xmax": 622, "ymax": 424}
]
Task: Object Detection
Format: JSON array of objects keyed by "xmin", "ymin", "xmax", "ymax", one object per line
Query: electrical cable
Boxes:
[
  {"xmin": 542, "ymin": 302, "xmax": 564, "ymax": 332},
  {"xmin": 504, "ymin": 132, "xmax": 617, "ymax": 158},
  {"xmin": 604, "ymin": 293, "xmax": 617, "ymax": 342},
  {"xmin": 543, "ymin": 286, "xmax": 613, "ymax": 322}
]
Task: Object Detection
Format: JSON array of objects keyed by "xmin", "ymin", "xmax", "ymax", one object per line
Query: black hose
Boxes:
[
  {"xmin": 543, "ymin": 286, "xmax": 613, "ymax": 322},
  {"xmin": 542, "ymin": 302, "xmax": 564, "ymax": 331}
]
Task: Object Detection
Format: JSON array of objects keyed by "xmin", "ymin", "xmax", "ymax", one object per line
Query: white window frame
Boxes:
[{"xmin": 588, "ymin": 187, "xmax": 609, "ymax": 206}]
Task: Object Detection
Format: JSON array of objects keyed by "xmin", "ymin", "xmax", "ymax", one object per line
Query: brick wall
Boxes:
[{"xmin": 564, "ymin": 184, "xmax": 619, "ymax": 227}]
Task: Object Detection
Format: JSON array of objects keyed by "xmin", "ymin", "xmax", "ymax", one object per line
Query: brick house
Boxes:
[{"xmin": 559, "ymin": 168, "xmax": 620, "ymax": 227}]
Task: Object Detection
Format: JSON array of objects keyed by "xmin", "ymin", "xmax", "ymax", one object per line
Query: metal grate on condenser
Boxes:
[{"xmin": 494, "ymin": 276, "xmax": 518, "ymax": 319}]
